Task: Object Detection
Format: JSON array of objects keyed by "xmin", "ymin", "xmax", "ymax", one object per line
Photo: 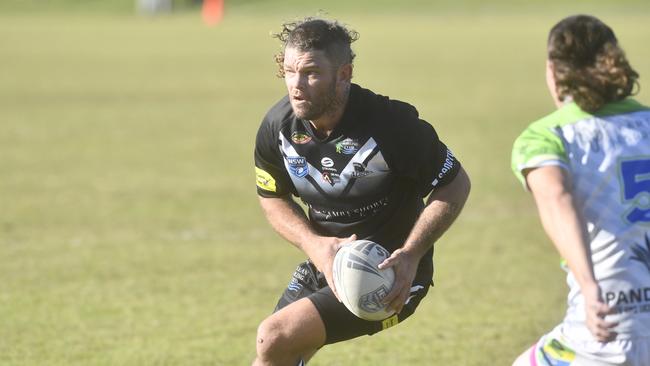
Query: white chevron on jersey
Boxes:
[{"xmin": 279, "ymin": 133, "xmax": 389, "ymax": 198}]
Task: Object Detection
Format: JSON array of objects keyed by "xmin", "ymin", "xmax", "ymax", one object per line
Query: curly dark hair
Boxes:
[
  {"xmin": 548, "ymin": 15, "xmax": 640, "ymax": 112},
  {"xmin": 272, "ymin": 17, "xmax": 359, "ymax": 78}
]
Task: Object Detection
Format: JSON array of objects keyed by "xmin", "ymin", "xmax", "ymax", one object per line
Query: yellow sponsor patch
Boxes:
[
  {"xmin": 255, "ymin": 167, "xmax": 276, "ymax": 192},
  {"xmin": 381, "ymin": 315, "xmax": 399, "ymax": 330}
]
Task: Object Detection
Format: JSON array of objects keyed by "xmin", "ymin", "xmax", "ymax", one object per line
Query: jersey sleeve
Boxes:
[
  {"xmin": 385, "ymin": 101, "xmax": 461, "ymax": 197},
  {"xmin": 511, "ymin": 123, "xmax": 569, "ymax": 188},
  {"xmin": 254, "ymin": 118, "xmax": 293, "ymax": 197},
  {"xmin": 411, "ymin": 121, "xmax": 461, "ymax": 196}
]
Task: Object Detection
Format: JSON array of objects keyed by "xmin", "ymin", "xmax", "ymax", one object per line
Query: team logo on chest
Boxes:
[
  {"xmin": 286, "ymin": 156, "xmax": 309, "ymax": 178},
  {"xmin": 336, "ymin": 138, "xmax": 360, "ymax": 155},
  {"xmin": 291, "ymin": 131, "xmax": 312, "ymax": 144}
]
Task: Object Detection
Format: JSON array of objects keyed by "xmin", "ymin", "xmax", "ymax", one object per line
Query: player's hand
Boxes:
[
  {"xmin": 582, "ymin": 283, "xmax": 618, "ymax": 342},
  {"xmin": 309, "ymin": 234, "xmax": 357, "ymax": 302},
  {"xmin": 378, "ymin": 248, "xmax": 419, "ymax": 314}
]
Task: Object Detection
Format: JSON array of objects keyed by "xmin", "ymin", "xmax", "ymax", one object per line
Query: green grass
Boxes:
[{"xmin": 1, "ymin": 3, "xmax": 649, "ymax": 365}]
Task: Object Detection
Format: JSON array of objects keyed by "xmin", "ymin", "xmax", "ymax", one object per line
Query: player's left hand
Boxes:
[
  {"xmin": 378, "ymin": 248, "xmax": 419, "ymax": 314},
  {"xmin": 582, "ymin": 283, "xmax": 618, "ymax": 342}
]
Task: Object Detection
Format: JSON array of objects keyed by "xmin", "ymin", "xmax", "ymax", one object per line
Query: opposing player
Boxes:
[
  {"xmin": 511, "ymin": 15, "xmax": 650, "ymax": 365},
  {"xmin": 253, "ymin": 17, "xmax": 471, "ymax": 365}
]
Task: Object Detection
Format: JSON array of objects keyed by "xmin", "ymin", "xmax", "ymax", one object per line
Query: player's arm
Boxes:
[
  {"xmin": 379, "ymin": 166, "xmax": 471, "ymax": 313},
  {"xmin": 258, "ymin": 195, "xmax": 355, "ymax": 299},
  {"xmin": 525, "ymin": 165, "xmax": 617, "ymax": 342},
  {"xmin": 254, "ymin": 117, "xmax": 354, "ymax": 295}
]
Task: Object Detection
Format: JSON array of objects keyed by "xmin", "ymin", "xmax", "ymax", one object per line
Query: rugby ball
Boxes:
[{"xmin": 332, "ymin": 240, "xmax": 396, "ymax": 321}]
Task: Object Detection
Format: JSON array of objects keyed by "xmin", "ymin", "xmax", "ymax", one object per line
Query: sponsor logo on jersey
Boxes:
[
  {"xmin": 336, "ymin": 138, "xmax": 360, "ymax": 155},
  {"xmin": 310, "ymin": 196, "xmax": 389, "ymax": 220},
  {"xmin": 255, "ymin": 167, "xmax": 276, "ymax": 192},
  {"xmin": 291, "ymin": 131, "xmax": 312, "ymax": 144},
  {"xmin": 605, "ymin": 287, "xmax": 650, "ymax": 305},
  {"xmin": 286, "ymin": 156, "xmax": 308, "ymax": 178},
  {"xmin": 322, "ymin": 171, "xmax": 340, "ymax": 186},
  {"xmin": 603, "ymin": 279, "xmax": 650, "ymax": 315},
  {"xmin": 321, "ymin": 157, "xmax": 334, "ymax": 168},
  {"xmin": 432, "ymin": 148, "xmax": 456, "ymax": 187},
  {"xmin": 351, "ymin": 162, "xmax": 373, "ymax": 178}
]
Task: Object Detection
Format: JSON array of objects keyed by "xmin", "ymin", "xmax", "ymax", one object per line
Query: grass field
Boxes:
[{"xmin": 1, "ymin": 1, "xmax": 650, "ymax": 365}]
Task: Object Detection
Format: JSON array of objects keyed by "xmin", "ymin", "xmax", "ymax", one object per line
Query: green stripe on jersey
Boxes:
[{"xmin": 511, "ymin": 99, "xmax": 649, "ymax": 187}]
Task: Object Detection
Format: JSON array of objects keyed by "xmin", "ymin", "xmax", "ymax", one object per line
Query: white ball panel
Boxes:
[{"xmin": 332, "ymin": 240, "xmax": 395, "ymax": 321}]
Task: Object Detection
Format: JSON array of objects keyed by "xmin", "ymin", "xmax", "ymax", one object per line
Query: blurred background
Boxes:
[{"xmin": 1, "ymin": 1, "xmax": 649, "ymax": 365}]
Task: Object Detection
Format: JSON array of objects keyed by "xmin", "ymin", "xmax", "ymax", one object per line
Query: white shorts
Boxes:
[{"xmin": 517, "ymin": 325, "xmax": 650, "ymax": 366}]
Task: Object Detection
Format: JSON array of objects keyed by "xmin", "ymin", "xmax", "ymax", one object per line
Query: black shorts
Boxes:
[{"xmin": 273, "ymin": 257, "xmax": 433, "ymax": 345}]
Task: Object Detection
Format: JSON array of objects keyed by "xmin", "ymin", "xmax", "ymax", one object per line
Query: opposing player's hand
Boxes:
[
  {"xmin": 582, "ymin": 284, "xmax": 618, "ymax": 342},
  {"xmin": 308, "ymin": 234, "xmax": 357, "ymax": 302},
  {"xmin": 378, "ymin": 248, "xmax": 419, "ymax": 314}
]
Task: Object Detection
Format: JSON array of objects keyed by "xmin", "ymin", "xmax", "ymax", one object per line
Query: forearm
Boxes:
[
  {"xmin": 258, "ymin": 195, "xmax": 354, "ymax": 296},
  {"xmin": 402, "ymin": 167, "xmax": 471, "ymax": 259},
  {"xmin": 528, "ymin": 167, "xmax": 597, "ymax": 290},
  {"xmin": 258, "ymin": 195, "xmax": 320, "ymax": 252},
  {"xmin": 535, "ymin": 189, "xmax": 596, "ymax": 287}
]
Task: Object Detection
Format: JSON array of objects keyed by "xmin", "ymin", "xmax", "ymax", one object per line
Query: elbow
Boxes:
[
  {"xmin": 457, "ymin": 166, "xmax": 472, "ymax": 201},
  {"xmin": 428, "ymin": 167, "xmax": 471, "ymax": 206}
]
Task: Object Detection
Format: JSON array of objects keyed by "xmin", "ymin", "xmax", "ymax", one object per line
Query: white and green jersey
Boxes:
[{"xmin": 512, "ymin": 99, "xmax": 650, "ymax": 341}]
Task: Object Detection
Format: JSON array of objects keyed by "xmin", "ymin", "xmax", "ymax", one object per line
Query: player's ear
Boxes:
[{"xmin": 337, "ymin": 63, "xmax": 353, "ymax": 83}]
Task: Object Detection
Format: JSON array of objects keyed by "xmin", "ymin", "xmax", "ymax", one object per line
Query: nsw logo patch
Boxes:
[{"xmin": 286, "ymin": 156, "xmax": 309, "ymax": 178}]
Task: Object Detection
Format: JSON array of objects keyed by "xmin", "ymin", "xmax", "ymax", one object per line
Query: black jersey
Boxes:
[{"xmin": 254, "ymin": 84, "xmax": 460, "ymax": 253}]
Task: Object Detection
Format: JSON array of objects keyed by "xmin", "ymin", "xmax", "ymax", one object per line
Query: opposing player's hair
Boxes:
[
  {"xmin": 273, "ymin": 17, "xmax": 359, "ymax": 78},
  {"xmin": 547, "ymin": 15, "xmax": 639, "ymax": 112}
]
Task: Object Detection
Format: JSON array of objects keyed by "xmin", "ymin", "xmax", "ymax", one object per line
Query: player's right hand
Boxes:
[
  {"xmin": 307, "ymin": 234, "xmax": 357, "ymax": 302},
  {"xmin": 582, "ymin": 283, "xmax": 618, "ymax": 342}
]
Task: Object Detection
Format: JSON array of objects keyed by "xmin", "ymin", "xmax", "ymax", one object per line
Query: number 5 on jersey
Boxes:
[{"xmin": 619, "ymin": 157, "xmax": 650, "ymax": 224}]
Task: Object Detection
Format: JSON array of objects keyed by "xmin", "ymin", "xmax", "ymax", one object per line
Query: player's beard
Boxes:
[{"xmin": 292, "ymin": 78, "xmax": 341, "ymax": 121}]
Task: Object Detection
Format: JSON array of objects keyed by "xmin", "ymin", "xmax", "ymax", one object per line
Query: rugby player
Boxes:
[
  {"xmin": 252, "ymin": 17, "xmax": 471, "ymax": 366},
  {"xmin": 511, "ymin": 14, "xmax": 650, "ymax": 366}
]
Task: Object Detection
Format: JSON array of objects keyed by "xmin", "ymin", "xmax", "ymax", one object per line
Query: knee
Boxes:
[{"xmin": 255, "ymin": 317, "xmax": 292, "ymax": 361}]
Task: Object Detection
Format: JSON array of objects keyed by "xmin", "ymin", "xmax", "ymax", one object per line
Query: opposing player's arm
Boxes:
[
  {"xmin": 525, "ymin": 165, "xmax": 617, "ymax": 342},
  {"xmin": 258, "ymin": 195, "xmax": 355, "ymax": 299},
  {"xmin": 379, "ymin": 166, "xmax": 471, "ymax": 313}
]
